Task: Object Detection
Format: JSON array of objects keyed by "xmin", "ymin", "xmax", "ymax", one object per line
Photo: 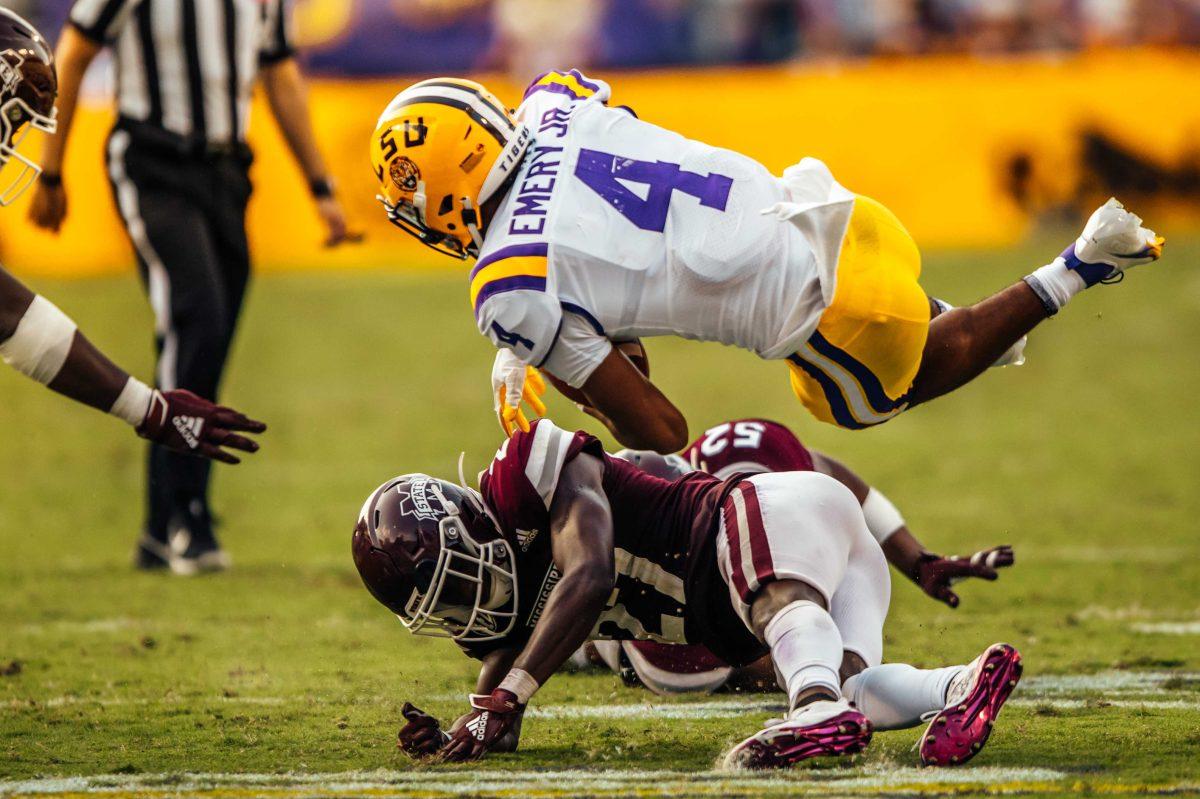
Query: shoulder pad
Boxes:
[
  {"xmin": 472, "ymin": 242, "xmax": 561, "ymax": 366},
  {"xmin": 483, "ymin": 419, "xmax": 601, "ymax": 512}
]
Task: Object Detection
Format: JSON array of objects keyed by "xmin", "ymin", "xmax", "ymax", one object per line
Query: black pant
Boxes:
[{"xmin": 105, "ymin": 120, "xmax": 253, "ymax": 541}]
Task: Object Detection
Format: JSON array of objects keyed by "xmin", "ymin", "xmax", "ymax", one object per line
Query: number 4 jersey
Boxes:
[
  {"xmin": 470, "ymin": 69, "xmax": 856, "ymax": 388},
  {"xmin": 464, "ymin": 418, "xmax": 768, "ymax": 667}
]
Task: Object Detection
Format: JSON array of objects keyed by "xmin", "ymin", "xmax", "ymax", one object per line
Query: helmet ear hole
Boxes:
[
  {"xmin": 414, "ymin": 559, "xmax": 437, "ymax": 592},
  {"xmin": 437, "ymin": 194, "xmax": 454, "ymax": 216}
]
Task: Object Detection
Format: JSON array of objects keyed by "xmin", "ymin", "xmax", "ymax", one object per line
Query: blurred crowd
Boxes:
[
  {"xmin": 415, "ymin": 0, "xmax": 1200, "ymax": 76},
  {"xmin": 17, "ymin": 0, "xmax": 1200, "ymax": 78}
]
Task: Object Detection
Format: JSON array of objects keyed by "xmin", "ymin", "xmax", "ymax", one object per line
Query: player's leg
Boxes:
[
  {"xmin": 928, "ymin": 297, "xmax": 1027, "ymax": 368},
  {"xmin": 827, "ymin": 504, "xmax": 890, "ymax": 681},
  {"xmin": 906, "ymin": 283, "xmax": 1049, "ymax": 405},
  {"xmin": 791, "ymin": 196, "xmax": 1162, "ymax": 426},
  {"xmin": 825, "ymin": 495, "xmax": 1022, "ymax": 766},
  {"xmin": 107, "ymin": 135, "xmax": 232, "ymax": 573},
  {"xmin": 719, "ymin": 472, "xmax": 873, "ymax": 769},
  {"xmin": 164, "ymin": 154, "xmax": 254, "ymax": 573},
  {"xmin": 140, "ymin": 197, "xmax": 232, "ymax": 575},
  {"xmin": 907, "ymin": 199, "xmax": 1163, "ymax": 406},
  {"xmin": 843, "ymin": 643, "xmax": 1022, "ymax": 766}
]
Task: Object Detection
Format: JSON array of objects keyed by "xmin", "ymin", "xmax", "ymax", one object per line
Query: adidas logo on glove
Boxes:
[{"xmin": 172, "ymin": 415, "xmax": 205, "ymax": 449}]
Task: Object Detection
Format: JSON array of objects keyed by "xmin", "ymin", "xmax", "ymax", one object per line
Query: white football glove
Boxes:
[{"xmin": 491, "ymin": 349, "xmax": 546, "ymax": 436}]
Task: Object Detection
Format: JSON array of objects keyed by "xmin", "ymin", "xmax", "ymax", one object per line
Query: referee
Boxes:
[{"xmin": 29, "ymin": 0, "xmax": 352, "ymax": 574}]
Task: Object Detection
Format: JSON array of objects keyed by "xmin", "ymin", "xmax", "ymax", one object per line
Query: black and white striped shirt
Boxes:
[{"xmin": 69, "ymin": 0, "xmax": 294, "ymax": 145}]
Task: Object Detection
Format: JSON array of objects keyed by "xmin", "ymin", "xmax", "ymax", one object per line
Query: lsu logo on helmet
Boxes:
[{"xmin": 371, "ymin": 78, "xmax": 531, "ymax": 260}]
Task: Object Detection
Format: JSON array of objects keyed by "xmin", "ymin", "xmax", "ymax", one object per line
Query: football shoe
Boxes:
[
  {"xmin": 166, "ymin": 509, "xmax": 230, "ymax": 576},
  {"xmin": 918, "ymin": 642, "xmax": 1022, "ymax": 766},
  {"xmin": 723, "ymin": 698, "xmax": 872, "ymax": 770},
  {"xmin": 133, "ymin": 535, "xmax": 171, "ymax": 571}
]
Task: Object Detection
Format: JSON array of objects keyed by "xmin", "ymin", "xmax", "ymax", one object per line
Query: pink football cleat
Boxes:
[
  {"xmin": 919, "ymin": 643, "xmax": 1022, "ymax": 766},
  {"xmin": 723, "ymin": 698, "xmax": 873, "ymax": 770}
]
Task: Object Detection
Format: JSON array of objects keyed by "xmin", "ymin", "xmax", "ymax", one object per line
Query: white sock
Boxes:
[
  {"xmin": 764, "ymin": 600, "xmax": 844, "ymax": 710},
  {"xmin": 1025, "ymin": 258, "xmax": 1086, "ymax": 315},
  {"xmin": 842, "ymin": 663, "xmax": 963, "ymax": 731}
]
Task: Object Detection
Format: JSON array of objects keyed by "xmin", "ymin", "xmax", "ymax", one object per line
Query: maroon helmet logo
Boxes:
[{"xmin": 390, "ymin": 156, "xmax": 420, "ymax": 194}]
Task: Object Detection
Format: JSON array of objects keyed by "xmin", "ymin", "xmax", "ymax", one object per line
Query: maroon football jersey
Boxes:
[
  {"xmin": 465, "ymin": 419, "xmax": 766, "ymax": 667},
  {"xmin": 682, "ymin": 418, "xmax": 814, "ymax": 479}
]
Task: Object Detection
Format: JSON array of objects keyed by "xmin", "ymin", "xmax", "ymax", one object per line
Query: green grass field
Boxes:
[{"xmin": 1, "ymin": 239, "xmax": 1199, "ymax": 798}]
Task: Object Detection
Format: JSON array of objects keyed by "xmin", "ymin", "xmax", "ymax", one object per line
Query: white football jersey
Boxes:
[{"xmin": 470, "ymin": 69, "xmax": 855, "ymax": 387}]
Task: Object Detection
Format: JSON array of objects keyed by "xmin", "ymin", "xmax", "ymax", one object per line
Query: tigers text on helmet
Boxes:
[
  {"xmin": 351, "ymin": 473, "xmax": 519, "ymax": 642},
  {"xmin": 0, "ymin": 7, "xmax": 57, "ymax": 207},
  {"xmin": 370, "ymin": 78, "xmax": 531, "ymax": 260}
]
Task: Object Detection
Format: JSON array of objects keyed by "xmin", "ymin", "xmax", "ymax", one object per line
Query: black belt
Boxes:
[{"xmin": 114, "ymin": 117, "xmax": 252, "ymax": 165}]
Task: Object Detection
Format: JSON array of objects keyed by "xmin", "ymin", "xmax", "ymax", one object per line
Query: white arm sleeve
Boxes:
[
  {"xmin": 0, "ymin": 295, "xmax": 77, "ymax": 385},
  {"xmin": 539, "ymin": 310, "xmax": 613, "ymax": 389},
  {"xmin": 861, "ymin": 487, "xmax": 906, "ymax": 544}
]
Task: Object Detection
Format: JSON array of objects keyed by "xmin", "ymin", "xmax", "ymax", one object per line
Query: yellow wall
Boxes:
[{"xmin": 3, "ymin": 48, "xmax": 1198, "ymax": 277}]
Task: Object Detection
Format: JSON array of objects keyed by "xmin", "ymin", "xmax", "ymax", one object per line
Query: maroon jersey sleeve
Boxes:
[
  {"xmin": 682, "ymin": 419, "xmax": 814, "ymax": 479},
  {"xmin": 480, "ymin": 419, "xmax": 606, "ymax": 534}
]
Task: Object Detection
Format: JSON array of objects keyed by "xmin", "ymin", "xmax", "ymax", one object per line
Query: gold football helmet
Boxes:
[{"xmin": 371, "ymin": 78, "xmax": 531, "ymax": 260}]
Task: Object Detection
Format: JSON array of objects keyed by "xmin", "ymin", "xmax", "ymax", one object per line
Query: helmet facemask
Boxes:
[
  {"xmin": 0, "ymin": 50, "xmax": 57, "ymax": 207},
  {"xmin": 398, "ymin": 482, "xmax": 519, "ymax": 642},
  {"xmin": 377, "ymin": 181, "xmax": 480, "ymax": 260}
]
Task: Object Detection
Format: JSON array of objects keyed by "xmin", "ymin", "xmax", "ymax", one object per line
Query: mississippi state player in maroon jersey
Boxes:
[{"xmin": 352, "ymin": 419, "xmax": 1021, "ymax": 768}]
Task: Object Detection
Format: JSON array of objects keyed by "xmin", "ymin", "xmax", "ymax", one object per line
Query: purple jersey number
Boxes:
[{"xmin": 574, "ymin": 148, "xmax": 733, "ymax": 232}]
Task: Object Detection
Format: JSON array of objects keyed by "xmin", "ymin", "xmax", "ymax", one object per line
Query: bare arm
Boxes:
[
  {"xmin": 1, "ymin": 268, "xmax": 265, "ymax": 460},
  {"xmin": 511, "ymin": 453, "xmax": 614, "ymax": 685},
  {"xmin": 259, "ymin": 58, "xmax": 351, "ymax": 247},
  {"xmin": 0, "ymin": 266, "xmax": 35, "ymax": 340},
  {"xmin": 28, "ymin": 26, "xmax": 102, "ymax": 232},
  {"xmin": 260, "ymin": 58, "xmax": 328, "ymax": 185},
  {"xmin": 1, "ymin": 267, "xmax": 128, "ymax": 410},
  {"xmin": 576, "ymin": 347, "xmax": 688, "ymax": 453}
]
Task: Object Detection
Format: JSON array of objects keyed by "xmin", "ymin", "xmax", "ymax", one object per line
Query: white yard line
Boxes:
[
  {"xmin": 1132, "ymin": 621, "xmax": 1200, "ymax": 635},
  {"xmin": 0, "ymin": 766, "xmax": 1072, "ymax": 798},
  {"xmin": 17, "ymin": 617, "xmax": 145, "ymax": 634},
  {"xmin": 527, "ymin": 698, "xmax": 783, "ymax": 719},
  {"xmin": 1020, "ymin": 670, "xmax": 1200, "ymax": 694},
  {"xmin": 1011, "ymin": 698, "xmax": 1200, "ymax": 711},
  {"xmin": 6, "ymin": 695, "xmax": 287, "ymax": 710}
]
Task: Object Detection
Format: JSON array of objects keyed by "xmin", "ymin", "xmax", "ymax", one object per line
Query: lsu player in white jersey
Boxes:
[{"xmin": 369, "ymin": 70, "xmax": 1165, "ymax": 450}]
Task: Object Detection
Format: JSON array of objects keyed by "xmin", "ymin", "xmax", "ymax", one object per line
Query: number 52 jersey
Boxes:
[{"xmin": 471, "ymin": 69, "xmax": 857, "ymax": 389}]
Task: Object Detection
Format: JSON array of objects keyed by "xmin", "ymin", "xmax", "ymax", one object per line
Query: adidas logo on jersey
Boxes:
[
  {"xmin": 516, "ymin": 528, "xmax": 538, "ymax": 551},
  {"xmin": 172, "ymin": 415, "xmax": 204, "ymax": 449},
  {"xmin": 467, "ymin": 711, "xmax": 489, "ymax": 741}
]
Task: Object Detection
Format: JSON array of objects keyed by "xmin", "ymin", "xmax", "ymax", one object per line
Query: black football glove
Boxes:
[
  {"xmin": 913, "ymin": 545, "xmax": 1014, "ymax": 608},
  {"xmin": 137, "ymin": 389, "xmax": 266, "ymax": 464},
  {"xmin": 397, "ymin": 703, "xmax": 449, "ymax": 759},
  {"xmin": 439, "ymin": 689, "xmax": 523, "ymax": 762}
]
